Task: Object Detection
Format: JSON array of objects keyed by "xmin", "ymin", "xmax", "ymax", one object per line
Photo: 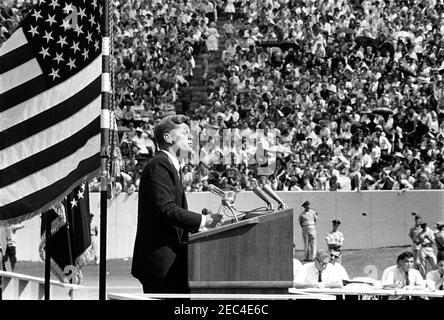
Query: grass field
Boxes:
[{"xmin": 10, "ymin": 245, "xmax": 424, "ymax": 299}]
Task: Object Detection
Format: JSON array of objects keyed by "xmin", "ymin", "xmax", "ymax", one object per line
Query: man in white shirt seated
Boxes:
[
  {"xmin": 329, "ymin": 249, "xmax": 349, "ymax": 281},
  {"xmin": 426, "ymin": 252, "xmax": 444, "ymax": 291},
  {"xmin": 293, "ymin": 250, "xmax": 343, "ymax": 289},
  {"xmin": 381, "ymin": 251, "xmax": 425, "ymax": 289},
  {"xmin": 293, "ymin": 243, "xmax": 303, "ymax": 281}
]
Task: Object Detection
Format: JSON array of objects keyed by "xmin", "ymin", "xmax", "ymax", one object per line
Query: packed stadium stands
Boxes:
[{"xmin": 2, "ymin": 0, "xmax": 444, "ymax": 194}]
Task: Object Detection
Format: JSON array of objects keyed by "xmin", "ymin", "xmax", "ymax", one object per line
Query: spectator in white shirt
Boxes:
[
  {"xmin": 381, "ymin": 251, "xmax": 425, "ymax": 290},
  {"xmin": 329, "ymin": 249, "xmax": 349, "ymax": 281},
  {"xmin": 293, "ymin": 250, "xmax": 343, "ymax": 288}
]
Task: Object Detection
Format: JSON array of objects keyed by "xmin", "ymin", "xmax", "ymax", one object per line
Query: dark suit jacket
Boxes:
[{"xmin": 131, "ymin": 151, "xmax": 202, "ymax": 284}]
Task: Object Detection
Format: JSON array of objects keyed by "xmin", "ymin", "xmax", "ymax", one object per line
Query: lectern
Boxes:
[{"xmin": 188, "ymin": 209, "xmax": 293, "ymax": 294}]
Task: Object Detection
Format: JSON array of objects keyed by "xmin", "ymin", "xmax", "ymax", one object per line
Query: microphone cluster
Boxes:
[
  {"xmin": 253, "ymin": 185, "xmax": 287, "ymax": 211},
  {"xmin": 208, "ymin": 184, "xmax": 287, "ymax": 213}
]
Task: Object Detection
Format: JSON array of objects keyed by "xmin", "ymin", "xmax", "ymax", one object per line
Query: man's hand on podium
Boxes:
[{"xmin": 203, "ymin": 209, "xmax": 224, "ymax": 229}]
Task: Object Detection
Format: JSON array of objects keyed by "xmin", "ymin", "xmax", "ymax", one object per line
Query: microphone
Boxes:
[
  {"xmin": 207, "ymin": 184, "xmax": 240, "ymax": 222},
  {"xmin": 262, "ymin": 184, "xmax": 287, "ymax": 210},
  {"xmin": 207, "ymin": 184, "xmax": 225, "ymax": 198},
  {"xmin": 253, "ymin": 187, "xmax": 273, "ymax": 210}
]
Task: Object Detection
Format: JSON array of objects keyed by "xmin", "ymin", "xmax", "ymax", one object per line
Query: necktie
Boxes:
[
  {"xmin": 440, "ymin": 274, "xmax": 443, "ymax": 291},
  {"xmin": 405, "ymin": 271, "xmax": 409, "ymax": 286},
  {"xmin": 318, "ymin": 271, "xmax": 322, "ymax": 283}
]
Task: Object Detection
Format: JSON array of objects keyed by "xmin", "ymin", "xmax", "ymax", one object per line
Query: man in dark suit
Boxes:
[{"xmin": 131, "ymin": 115, "xmax": 222, "ymax": 293}]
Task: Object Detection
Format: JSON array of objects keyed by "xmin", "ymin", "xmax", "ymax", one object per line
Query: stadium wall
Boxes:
[{"xmin": 15, "ymin": 191, "xmax": 444, "ymax": 262}]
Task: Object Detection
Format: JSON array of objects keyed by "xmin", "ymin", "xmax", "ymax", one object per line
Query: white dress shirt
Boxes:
[
  {"xmin": 294, "ymin": 262, "xmax": 343, "ymax": 287},
  {"xmin": 381, "ymin": 265, "xmax": 425, "ymax": 288},
  {"xmin": 426, "ymin": 270, "xmax": 444, "ymax": 290}
]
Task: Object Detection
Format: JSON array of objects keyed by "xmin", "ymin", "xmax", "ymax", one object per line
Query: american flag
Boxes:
[{"xmin": 0, "ymin": 0, "xmax": 102, "ymax": 224}]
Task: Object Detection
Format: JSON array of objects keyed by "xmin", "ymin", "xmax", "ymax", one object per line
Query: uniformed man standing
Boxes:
[
  {"xmin": 434, "ymin": 221, "xmax": 444, "ymax": 256},
  {"xmin": 88, "ymin": 214, "xmax": 99, "ymax": 265},
  {"xmin": 298, "ymin": 200, "xmax": 318, "ymax": 261},
  {"xmin": 408, "ymin": 215, "xmax": 423, "ymax": 268},
  {"xmin": 2, "ymin": 223, "xmax": 24, "ymax": 271},
  {"xmin": 417, "ymin": 221, "xmax": 437, "ymax": 277},
  {"xmin": 326, "ymin": 219, "xmax": 344, "ymax": 252}
]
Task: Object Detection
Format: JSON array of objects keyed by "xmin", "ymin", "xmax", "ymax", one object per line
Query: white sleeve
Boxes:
[
  {"xmin": 198, "ymin": 215, "xmax": 207, "ymax": 231},
  {"xmin": 294, "ymin": 265, "xmax": 308, "ymax": 285},
  {"xmin": 381, "ymin": 268, "xmax": 393, "ymax": 286}
]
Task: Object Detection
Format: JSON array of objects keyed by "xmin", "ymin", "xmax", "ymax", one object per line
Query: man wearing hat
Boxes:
[
  {"xmin": 88, "ymin": 213, "xmax": 99, "ymax": 265},
  {"xmin": 417, "ymin": 221, "xmax": 437, "ymax": 277},
  {"xmin": 409, "ymin": 214, "xmax": 423, "ymax": 268},
  {"xmin": 298, "ymin": 200, "xmax": 318, "ymax": 261},
  {"xmin": 434, "ymin": 221, "xmax": 444, "ymax": 255},
  {"xmin": 326, "ymin": 219, "xmax": 344, "ymax": 252}
]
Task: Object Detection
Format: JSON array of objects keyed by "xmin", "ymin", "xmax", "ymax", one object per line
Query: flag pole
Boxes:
[
  {"xmin": 65, "ymin": 207, "xmax": 75, "ymax": 299},
  {"xmin": 99, "ymin": 0, "xmax": 111, "ymax": 301},
  {"xmin": 44, "ymin": 211, "xmax": 51, "ymax": 300}
]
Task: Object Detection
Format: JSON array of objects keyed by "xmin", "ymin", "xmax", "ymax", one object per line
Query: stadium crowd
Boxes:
[{"xmin": 2, "ymin": 0, "xmax": 444, "ymax": 195}]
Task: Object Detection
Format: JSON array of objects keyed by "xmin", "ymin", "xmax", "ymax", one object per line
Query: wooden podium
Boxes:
[{"xmin": 188, "ymin": 209, "xmax": 293, "ymax": 294}]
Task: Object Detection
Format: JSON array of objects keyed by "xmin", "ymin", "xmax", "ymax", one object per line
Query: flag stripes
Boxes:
[
  {"xmin": 1, "ymin": 117, "xmax": 100, "ymax": 187},
  {"xmin": 0, "ymin": 76, "xmax": 101, "ymax": 150},
  {"xmin": 0, "ymin": 43, "xmax": 35, "ymax": 74},
  {"xmin": 2, "ymin": 154, "xmax": 99, "ymax": 222},
  {"xmin": 1, "ymin": 56, "xmax": 101, "ymax": 130},
  {"xmin": 2, "ymin": 134, "xmax": 100, "ymax": 205},
  {"xmin": 0, "ymin": 74, "xmax": 49, "ymax": 113},
  {"xmin": 0, "ymin": 0, "xmax": 102, "ymax": 224},
  {"xmin": 0, "ymin": 59, "xmax": 42, "ymax": 94},
  {"xmin": 1, "ymin": 97, "xmax": 100, "ymax": 169},
  {"xmin": 0, "ymin": 28, "xmax": 27, "ymax": 56}
]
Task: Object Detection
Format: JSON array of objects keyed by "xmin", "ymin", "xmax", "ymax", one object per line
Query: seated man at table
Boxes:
[
  {"xmin": 293, "ymin": 250, "xmax": 343, "ymax": 289},
  {"xmin": 426, "ymin": 251, "xmax": 444, "ymax": 291},
  {"xmin": 381, "ymin": 251, "xmax": 426, "ymax": 290},
  {"xmin": 329, "ymin": 249, "xmax": 349, "ymax": 281}
]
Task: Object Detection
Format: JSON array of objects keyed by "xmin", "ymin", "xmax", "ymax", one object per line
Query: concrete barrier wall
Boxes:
[{"xmin": 14, "ymin": 191, "xmax": 444, "ymax": 261}]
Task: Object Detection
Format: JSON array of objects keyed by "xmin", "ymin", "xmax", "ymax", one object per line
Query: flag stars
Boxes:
[
  {"xmin": 38, "ymin": 0, "xmax": 46, "ymax": 4},
  {"xmin": 77, "ymin": 189, "xmax": 84, "ymax": 199},
  {"xmin": 92, "ymin": 0, "xmax": 98, "ymax": 9},
  {"xmin": 42, "ymin": 30, "xmax": 54, "ymax": 43},
  {"xmin": 94, "ymin": 40, "xmax": 100, "ymax": 51},
  {"xmin": 67, "ymin": 57, "xmax": 76, "ymax": 70},
  {"xmin": 53, "ymin": 52, "xmax": 64, "ymax": 64},
  {"xmin": 74, "ymin": 24, "xmax": 84, "ymax": 36},
  {"xmin": 61, "ymin": 18, "xmax": 71, "ymax": 31},
  {"xmin": 49, "ymin": 0, "xmax": 60, "ymax": 10},
  {"xmin": 96, "ymin": 22, "xmax": 101, "ymax": 34},
  {"xmin": 57, "ymin": 35, "xmax": 68, "ymax": 48},
  {"xmin": 49, "ymin": 68, "xmax": 60, "ymax": 80},
  {"xmin": 32, "ymin": 9, "xmax": 43, "ymax": 22},
  {"xmin": 70, "ymin": 197, "xmax": 78, "ymax": 208},
  {"xmin": 99, "ymin": 5, "xmax": 103, "ymax": 16},
  {"xmin": 86, "ymin": 31, "xmax": 93, "ymax": 43},
  {"xmin": 63, "ymin": 2, "xmax": 73, "ymax": 13},
  {"xmin": 46, "ymin": 14, "xmax": 57, "ymax": 27},
  {"xmin": 39, "ymin": 47, "xmax": 50, "ymax": 59},
  {"xmin": 71, "ymin": 41, "xmax": 80, "ymax": 54},
  {"xmin": 88, "ymin": 14, "xmax": 96, "ymax": 27},
  {"xmin": 81, "ymin": 48, "xmax": 89, "ymax": 61},
  {"xmin": 78, "ymin": 7, "xmax": 87, "ymax": 20},
  {"xmin": 28, "ymin": 25, "xmax": 39, "ymax": 37}
]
